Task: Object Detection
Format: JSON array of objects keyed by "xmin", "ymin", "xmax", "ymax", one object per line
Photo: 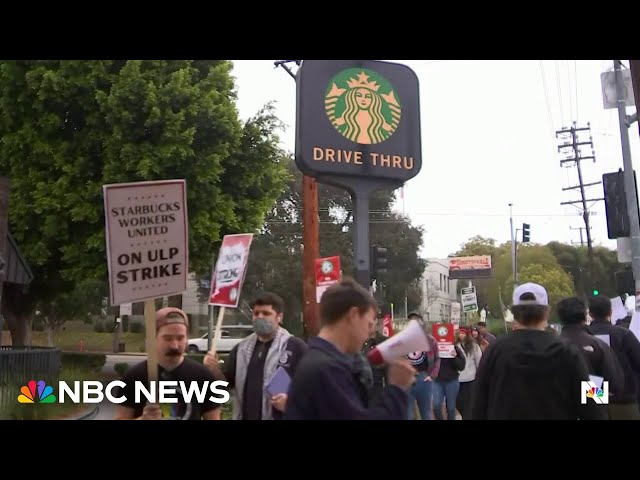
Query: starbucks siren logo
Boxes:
[{"xmin": 325, "ymin": 68, "xmax": 401, "ymax": 145}]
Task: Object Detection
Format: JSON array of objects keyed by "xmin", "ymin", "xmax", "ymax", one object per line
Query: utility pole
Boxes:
[
  {"xmin": 615, "ymin": 59, "xmax": 640, "ymax": 313},
  {"xmin": 630, "ymin": 60, "xmax": 640, "ymax": 136},
  {"xmin": 509, "ymin": 203, "xmax": 517, "ymax": 286},
  {"xmin": 557, "ymin": 122, "xmax": 604, "ymax": 287},
  {"xmin": 275, "ymin": 60, "xmax": 320, "ymax": 339},
  {"xmin": 570, "ymin": 226, "xmax": 586, "ymax": 246}
]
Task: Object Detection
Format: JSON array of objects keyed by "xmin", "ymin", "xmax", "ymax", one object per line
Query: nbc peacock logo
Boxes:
[
  {"xmin": 18, "ymin": 380, "xmax": 57, "ymax": 404},
  {"xmin": 325, "ymin": 68, "xmax": 401, "ymax": 145},
  {"xmin": 586, "ymin": 386, "xmax": 604, "ymax": 400}
]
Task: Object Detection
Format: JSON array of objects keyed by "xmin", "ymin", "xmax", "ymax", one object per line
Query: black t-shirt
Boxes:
[
  {"xmin": 118, "ymin": 357, "xmax": 223, "ymax": 420},
  {"xmin": 224, "ymin": 336, "xmax": 307, "ymax": 420}
]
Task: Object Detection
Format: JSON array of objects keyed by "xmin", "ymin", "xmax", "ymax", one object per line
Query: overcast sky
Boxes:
[{"xmin": 230, "ymin": 60, "xmax": 639, "ymax": 259}]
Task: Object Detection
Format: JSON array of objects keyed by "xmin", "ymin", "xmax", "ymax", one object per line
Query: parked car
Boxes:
[{"xmin": 187, "ymin": 325, "xmax": 253, "ymax": 353}]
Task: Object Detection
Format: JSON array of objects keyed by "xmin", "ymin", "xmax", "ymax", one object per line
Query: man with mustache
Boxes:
[
  {"xmin": 205, "ymin": 292, "xmax": 307, "ymax": 420},
  {"xmin": 114, "ymin": 307, "xmax": 223, "ymax": 420}
]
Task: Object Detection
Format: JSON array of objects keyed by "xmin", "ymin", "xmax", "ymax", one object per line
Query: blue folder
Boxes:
[{"xmin": 266, "ymin": 366, "xmax": 291, "ymax": 396}]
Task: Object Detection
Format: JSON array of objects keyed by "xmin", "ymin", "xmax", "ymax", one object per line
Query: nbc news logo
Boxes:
[{"xmin": 580, "ymin": 380, "xmax": 609, "ymax": 405}]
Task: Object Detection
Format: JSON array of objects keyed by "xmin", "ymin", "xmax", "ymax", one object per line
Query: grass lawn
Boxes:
[{"xmin": 2, "ymin": 321, "xmax": 146, "ymax": 353}]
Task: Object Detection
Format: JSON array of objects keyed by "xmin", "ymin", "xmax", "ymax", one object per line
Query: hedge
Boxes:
[{"xmin": 61, "ymin": 351, "xmax": 107, "ymax": 372}]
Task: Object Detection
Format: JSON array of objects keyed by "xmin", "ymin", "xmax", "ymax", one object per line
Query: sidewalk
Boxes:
[{"xmin": 62, "ymin": 404, "xmax": 99, "ymax": 420}]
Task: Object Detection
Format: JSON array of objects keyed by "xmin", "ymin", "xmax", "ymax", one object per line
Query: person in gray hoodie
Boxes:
[{"xmin": 456, "ymin": 327, "xmax": 482, "ymax": 419}]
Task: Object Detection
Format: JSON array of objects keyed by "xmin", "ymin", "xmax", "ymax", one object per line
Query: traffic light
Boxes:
[
  {"xmin": 603, "ymin": 168, "xmax": 639, "ymax": 239},
  {"xmin": 592, "ymin": 289, "xmax": 599, "ymax": 296},
  {"xmin": 522, "ymin": 223, "xmax": 531, "ymax": 243},
  {"xmin": 370, "ymin": 246, "xmax": 388, "ymax": 279},
  {"xmin": 615, "ymin": 270, "xmax": 634, "ymax": 296}
]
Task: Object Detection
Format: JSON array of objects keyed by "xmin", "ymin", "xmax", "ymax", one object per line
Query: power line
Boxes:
[
  {"xmin": 574, "ymin": 60, "xmax": 579, "ymax": 122},
  {"xmin": 273, "ymin": 206, "xmax": 603, "ymax": 217},
  {"xmin": 555, "ymin": 60, "xmax": 565, "ymax": 125}
]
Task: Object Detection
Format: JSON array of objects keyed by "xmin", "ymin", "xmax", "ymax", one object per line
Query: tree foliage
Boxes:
[
  {"xmin": 450, "ymin": 236, "xmax": 623, "ymax": 320},
  {"xmin": 0, "ymin": 60, "xmax": 287, "ymax": 344},
  {"xmin": 242, "ymin": 157, "xmax": 426, "ymax": 333}
]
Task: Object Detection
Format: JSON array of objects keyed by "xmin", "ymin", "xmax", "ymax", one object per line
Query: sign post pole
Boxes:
[
  {"xmin": 295, "ymin": 60, "xmax": 422, "ymax": 289},
  {"xmin": 144, "ymin": 299, "xmax": 158, "ymax": 382}
]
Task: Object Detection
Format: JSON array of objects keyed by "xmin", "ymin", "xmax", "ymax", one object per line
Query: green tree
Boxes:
[
  {"xmin": 451, "ymin": 236, "xmax": 579, "ymax": 319},
  {"xmin": 546, "ymin": 242, "xmax": 624, "ymax": 298},
  {"xmin": 487, "ymin": 243, "xmax": 569, "ymax": 315},
  {"xmin": 450, "ymin": 236, "xmax": 505, "ymax": 308},
  {"xmin": 242, "ymin": 156, "xmax": 425, "ymax": 332},
  {"xmin": 515, "ymin": 263, "xmax": 574, "ymax": 319},
  {"xmin": 0, "ymin": 60, "xmax": 286, "ymax": 345}
]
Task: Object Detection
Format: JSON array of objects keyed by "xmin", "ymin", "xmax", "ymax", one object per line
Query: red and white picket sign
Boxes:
[
  {"xmin": 208, "ymin": 233, "xmax": 253, "ymax": 308},
  {"xmin": 382, "ymin": 314, "xmax": 394, "ymax": 337}
]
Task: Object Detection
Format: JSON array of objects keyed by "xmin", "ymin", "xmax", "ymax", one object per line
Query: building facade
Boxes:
[{"xmin": 420, "ymin": 257, "xmax": 458, "ymax": 323}]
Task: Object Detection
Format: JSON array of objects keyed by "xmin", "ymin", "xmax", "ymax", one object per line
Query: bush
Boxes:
[
  {"xmin": 114, "ymin": 362, "xmax": 129, "ymax": 376},
  {"xmin": 94, "ymin": 321, "xmax": 104, "ymax": 333},
  {"xmin": 185, "ymin": 353, "xmax": 229, "ymax": 365},
  {"xmin": 121, "ymin": 316, "xmax": 129, "ymax": 333},
  {"xmin": 61, "ymin": 351, "xmax": 106, "ymax": 372},
  {"xmin": 129, "ymin": 322, "xmax": 144, "ymax": 334}
]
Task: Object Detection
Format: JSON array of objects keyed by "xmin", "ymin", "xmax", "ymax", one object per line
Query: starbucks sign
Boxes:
[{"xmin": 296, "ymin": 60, "xmax": 422, "ymax": 186}]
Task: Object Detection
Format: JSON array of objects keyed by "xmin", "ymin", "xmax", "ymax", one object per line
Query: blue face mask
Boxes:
[{"xmin": 253, "ymin": 318, "xmax": 275, "ymax": 336}]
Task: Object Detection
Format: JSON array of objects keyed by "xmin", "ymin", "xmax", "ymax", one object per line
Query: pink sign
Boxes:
[
  {"xmin": 103, "ymin": 180, "xmax": 189, "ymax": 306},
  {"xmin": 209, "ymin": 233, "xmax": 253, "ymax": 307}
]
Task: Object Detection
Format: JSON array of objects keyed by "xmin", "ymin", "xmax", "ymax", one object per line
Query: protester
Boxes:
[
  {"xmin": 557, "ymin": 296, "xmax": 624, "ymax": 408},
  {"xmin": 456, "ymin": 327, "xmax": 482, "ymax": 419},
  {"xmin": 404, "ymin": 311, "xmax": 440, "ymax": 420},
  {"xmin": 361, "ymin": 316, "xmax": 388, "ymax": 406},
  {"xmin": 471, "ymin": 283, "xmax": 607, "ymax": 420},
  {"xmin": 114, "ymin": 307, "xmax": 222, "ymax": 420},
  {"xmin": 475, "ymin": 322, "xmax": 496, "ymax": 344},
  {"xmin": 587, "ymin": 296, "xmax": 640, "ymax": 420},
  {"xmin": 432, "ymin": 342, "xmax": 465, "ymax": 420},
  {"xmin": 284, "ymin": 278, "xmax": 415, "ymax": 420},
  {"xmin": 204, "ymin": 292, "xmax": 307, "ymax": 420},
  {"xmin": 470, "ymin": 327, "xmax": 489, "ymax": 351}
]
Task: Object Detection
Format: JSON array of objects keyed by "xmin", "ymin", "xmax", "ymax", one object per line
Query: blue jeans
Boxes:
[
  {"xmin": 432, "ymin": 379, "xmax": 460, "ymax": 420},
  {"xmin": 407, "ymin": 372, "xmax": 433, "ymax": 420}
]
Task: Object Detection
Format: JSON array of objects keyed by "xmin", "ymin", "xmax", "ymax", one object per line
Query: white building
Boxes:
[{"xmin": 420, "ymin": 258, "xmax": 458, "ymax": 323}]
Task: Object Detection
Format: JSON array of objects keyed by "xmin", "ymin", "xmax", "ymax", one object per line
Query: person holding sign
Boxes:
[
  {"xmin": 557, "ymin": 296, "xmax": 624, "ymax": 411},
  {"xmin": 404, "ymin": 311, "xmax": 440, "ymax": 420},
  {"xmin": 455, "ymin": 327, "xmax": 482, "ymax": 420},
  {"xmin": 432, "ymin": 342, "xmax": 465, "ymax": 420},
  {"xmin": 587, "ymin": 295, "xmax": 640, "ymax": 420},
  {"xmin": 360, "ymin": 316, "xmax": 389, "ymax": 406},
  {"xmin": 205, "ymin": 293, "xmax": 307, "ymax": 420},
  {"xmin": 114, "ymin": 308, "xmax": 223, "ymax": 420},
  {"xmin": 284, "ymin": 278, "xmax": 415, "ymax": 420}
]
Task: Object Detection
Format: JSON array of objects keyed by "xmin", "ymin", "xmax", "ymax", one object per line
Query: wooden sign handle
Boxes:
[
  {"xmin": 144, "ymin": 299, "xmax": 158, "ymax": 382},
  {"xmin": 209, "ymin": 306, "xmax": 226, "ymax": 355}
]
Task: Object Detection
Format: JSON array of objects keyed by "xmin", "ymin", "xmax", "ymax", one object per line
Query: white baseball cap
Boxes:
[{"xmin": 512, "ymin": 283, "xmax": 549, "ymax": 306}]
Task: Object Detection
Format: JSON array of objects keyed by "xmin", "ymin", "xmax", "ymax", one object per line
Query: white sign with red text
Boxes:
[{"xmin": 209, "ymin": 234, "xmax": 253, "ymax": 308}]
